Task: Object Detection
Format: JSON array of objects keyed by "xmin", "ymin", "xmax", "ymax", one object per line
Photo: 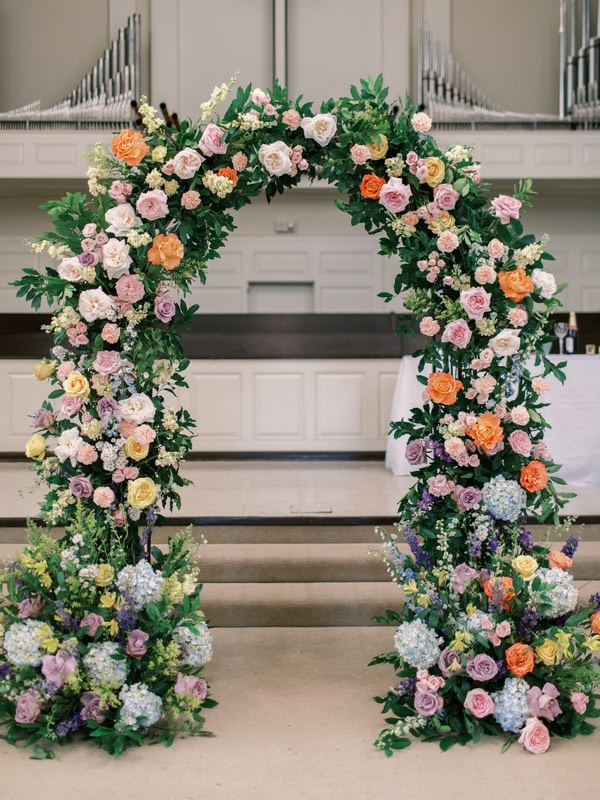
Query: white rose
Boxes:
[
  {"xmin": 57, "ymin": 256, "xmax": 85, "ymax": 283},
  {"xmin": 117, "ymin": 393, "xmax": 156, "ymax": 424},
  {"xmin": 300, "ymin": 113, "xmax": 337, "ymax": 147},
  {"xmin": 55, "ymin": 427, "xmax": 83, "ymax": 467},
  {"xmin": 531, "ymin": 268, "xmax": 557, "ymax": 299},
  {"xmin": 78, "ymin": 288, "xmax": 115, "ymax": 322},
  {"xmin": 102, "ymin": 239, "xmax": 132, "ymax": 280},
  {"xmin": 258, "ymin": 141, "xmax": 293, "ymax": 177},
  {"xmin": 105, "ymin": 203, "xmax": 142, "ymax": 237},
  {"xmin": 172, "ymin": 147, "xmax": 205, "ymax": 180},
  {"xmin": 489, "ymin": 328, "xmax": 521, "ymax": 357}
]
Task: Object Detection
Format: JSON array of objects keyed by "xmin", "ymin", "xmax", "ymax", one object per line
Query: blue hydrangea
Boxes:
[
  {"xmin": 481, "ymin": 476, "xmax": 526, "ymax": 522},
  {"xmin": 116, "ymin": 560, "xmax": 164, "ymax": 611},
  {"xmin": 3, "ymin": 620, "xmax": 51, "ymax": 667},
  {"xmin": 172, "ymin": 623, "xmax": 213, "ymax": 667},
  {"xmin": 393, "ymin": 619, "xmax": 443, "ymax": 670},
  {"xmin": 492, "ymin": 678, "xmax": 530, "ymax": 732},
  {"xmin": 83, "ymin": 642, "xmax": 128, "ymax": 687},
  {"xmin": 119, "ymin": 683, "xmax": 162, "ymax": 730},
  {"xmin": 531, "ymin": 567, "xmax": 579, "ymax": 619}
]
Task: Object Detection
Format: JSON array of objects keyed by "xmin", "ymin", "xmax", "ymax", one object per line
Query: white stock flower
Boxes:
[
  {"xmin": 531, "ymin": 268, "xmax": 557, "ymax": 299},
  {"xmin": 118, "ymin": 393, "xmax": 156, "ymax": 424},
  {"xmin": 105, "ymin": 203, "xmax": 142, "ymax": 237},
  {"xmin": 102, "ymin": 239, "xmax": 132, "ymax": 280},
  {"xmin": 57, "ymin": 256, "xmax": 85, "ymax": 283},
  {"xmin": 489, "ymin": 328, "xmax": 521, "ymax": 357},
  {"xmin": 300, "ymin": 113, "xmax": 337, "ymax": 146},
  {"xmin": 258, "ymin": 141, "xmax": 293, "ymax": 176},
  {"xmin": 78, "ymin": 287, "xmax": 115, "ymax": 322},
  {"xmin": 55, "ymin": 427, "xmax": 84, "ymax": 466}
]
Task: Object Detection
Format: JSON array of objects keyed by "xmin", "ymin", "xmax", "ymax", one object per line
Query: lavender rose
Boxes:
[
  {"xmin": 438, "ymin": 647, "xmax": 464, "ymax": 677},
  {"xmin": 80, "ymin": 691, "xmax": 106, "ymax": 722},
  {"xmin": 455, "ymin": 486, "xmax": 482, "ymax": 512},
  {"xmin": 125, "ymin": 629, "xmax": 149, "ymax": 660},
  {"xmin": 41, "ymin": 651, "xmax": 77, "ymax": 687},
  {"xmin": 466, "ymin": 654, "xmax": 499, "ymax": 682},
  {"xmin": 97, "ymin": 396, "xmax": 118, "ymax": 418},
  {"xmin": 69, "ymin": 475, "xmax": 93, "ymax": 499},
  {"xmin": 451, "ymin": 563, "xmax": 479, "ymax": 595},
  {"xmin": 405, "ymin": 439, "xmax": 427, "ymax": 466},
  {"xmin": 78, "ymin": 249, "xmax": 98, "ymax": 267},
  {"xmin": 14, "ymin": 689, "xmax": 41, "ymax": 723},
  {"xmin": 79, "ymin": 613, "xmax": 104, "ymax": 637},
  {"xmin": 17, "ymin": 595, "xmax": 44, "ymax": 620},
  {"xmin": 527, "ymin": 683, "xmax": 562, "ymax": 722},
  {"xmin": 414, "ymin": 689, "xmax": 441, "ymax": 716},
  {"xmin": 174, "ymin": 673, "xmax": 208, "ymax": 700},
  {"xmin": 32, "ymin": 408, "xmax": 55, "ymax": 430},
  {"xmin": 154, "ymin": 295, "xmax": 176, "ymax": 323}
]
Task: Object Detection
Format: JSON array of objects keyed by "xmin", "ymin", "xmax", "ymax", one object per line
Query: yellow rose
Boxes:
[
  {"xmin": 33, "ymin": 360, "xmax": 56, "ymax": 380},
  {"xmin": 424, "ymin": 156, "xmax": 446, "ymax": 187},
  {"xmin": 123, "ymin": 436, "xmax": 150, "ymax": 462},
  {"xmin": 95, "ymin": 564, "xmax": 115, "ymax": 587},
  {"xmin": 25, "ymin": 434, "xmax": 46, "ymax": 460},
  {"xmin": 127, "ymin": 477, "xmax": 157, "ymax": 509},
  {"xmin": 367, "ymin": 134, "xmax": 389, "ymax": 160},
  {"xmin": 512, "ymin": 555, "xmax": 539, "ymax": 582},
  {"xmin": 535, "ymin": 639, "xmax": 561, "ymax": 666},
  {"xmin": 63, "ymin": 370, "xmax": 90, "ymax": 399}
]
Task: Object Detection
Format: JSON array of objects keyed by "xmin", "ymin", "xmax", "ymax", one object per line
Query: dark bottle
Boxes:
[{"xmin": 565, "ymin": 311, "xmax": 578, "ymax": 354}]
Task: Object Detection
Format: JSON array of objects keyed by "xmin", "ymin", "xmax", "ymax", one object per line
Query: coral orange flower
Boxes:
[
  {"xmin": 505, "ymin": 642, "xmax": 535, "ymax": 677},
  {"xmin": 590, "ymin": 611, "xmax": 600, "ymax": 635},
  {"xmin": 520, "ymin": 460, "xmax": 548, "ymax": 492},
  {"xmin": 466, "ymin": 412, "xmax": 504, "ymax": 453},
  {"xmin": 148, "ymin": 233, "xmax": 184, "ymax": 271},
  {"xmin": 111, "ymin": 129, "xmax": 149, "ymax": 167},
  {"xmin": 359, "ymin": 173, "xmax": 386, "ymax": 200},
  {"xmin": 217, "ymin": 167, "xmax": 239, "ymax": 187},
  {"xmin": 498, "ymin": 268, "xmax": 534, "ymax": 302},
  {"xmin": 427, "ymin": 372, "xmax": 463, "ymax": 405},
  {"xmin": 548, "ymin": 550, "xmax": 572, "ymax": 570},
  {"xmin": 483, "ymin": 576, "xmax": 515, "ymax": 610}
]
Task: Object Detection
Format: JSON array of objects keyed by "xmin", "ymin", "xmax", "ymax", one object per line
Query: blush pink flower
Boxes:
[
  {"xmin": 420, "ymin": 316, "xmax": 440, "ymax": 336},
  {"xmin": 460, "ymin": 287, "xmax": 492, "ymax": 320},
  {"xmin": 441, "ymin": 319, "xmax": 472, "ymax": 349},
  {"xmin": 410, "ymin": 111, "xmax": 432, "ymax": 133},
  {"xmin": 174, "ymin": 673, "xmax": 208, "ymax": 700},
  {"xmin": 496, "ymin": 621, "xmax": 511, "ymax": 638},
  {"xmin": 93, "ymin": 350, "xmax": 121, "ymax": 375},
  {"xmin": 115, "ymin": 274, "xmax": 145, "ymax": 303},
  {"xmin": 571, "ymin": 692, "xmax": 589, "ymax": 714},
  {"xmin": 101, "ymin": 323, "xmax": 120, "ymax": 344},
  {"xmin": 80, "ymin": 613, "xmax": 104, "ymax": 636},
  {"xmin": 491, "ymin": 194, "xmax": 522, "ymax": 225},
  {"xmin": 282, "ymin": 109, "xmax": 301, "ymax": 130},
  {"xmin": 134, "ymin": 424, "xmax": 156, "ymax": 444},
  {"xmin": 464, "ymin": 688, "xmax": 495, "ymax": 719},
  {"xmin": 510, "ymin": 405, "xmax": 530, "ymax": 426},
  {"xmin": 427, "ymin": 474, "xmax": 455, "ymax": 497},
  {"xmin": 136, "ymin": 189, "xmax": 169, "ymax": 221},
  {"xmin": 41, "ymin": 651, "xmax": 77, "ymax": 687},
  {"xmin": 508, "ymin": 430, "xmax": 532, "ymax": 457},
  {"xmin": 232, "ymin": 151, "xmax": 248, "ymax": 171},
  {"xmin": 433, "ymin": 183, "xmax": 459, "ymax": 210},
  {"xmin": 509, "ymin": 307, "xmax": 528, "ymax": 327},
  {"xmin": 350, "ymin": 144, "xmax": 371, "ymax": 165},
  {"xmin": 77, "ymin": 443, "xmax": 98, "ymax": 465},
  {"xmin": 474, "ymin": 265, "xmax": 497, "ymax": 284},
  {"xmin": 62, "ymin": 396, "xmax": 84, "ymax": 417},
  {"xmin": 162, "ymin": 159, "xmax": 175, "ymax": 175},
  {"xmin": 437, "ymin": 230, "xmax": 459, "ymax": 253},
  {"xmin": 181, "ymin": 190, "xmax": 201, "ymax": 210},
  {"xmin": 199, "ymin": 123, "xmax": 227, "ymax": 156},
  {"xmin": 120, "ymin": 421, "xmax": 137, "ymax": 438},
  {"xmin": 57, "ymin": 361, "xmax": 76, "ymax": 382},
  {"xmin": 527, "ymin": 684, "xmax": 563, "ymax": 722},
  {"xmin": 445, "ymin": 437, "xmax": 466, "ymax": 461},
  {"xmin": 379, "ymin": 177, "xmax": 412, "ymax": 213},
  {"xmin": 93, "ymin": 486, "xmax": 115, "ymax": 508},
  {"xmin": 125, "ymin": 629, "xmax": 149, "ymax": 660},
  {"xmin": 14, "ymin": 690, "xmax": 41, "ymax": 723},
  {"xmin": 532, "ymin": 377, "xmax": 550, "ymax": 395},
  {"xmin": 488, "ymin": 238, "xmax": 506, "ymax": 259}
]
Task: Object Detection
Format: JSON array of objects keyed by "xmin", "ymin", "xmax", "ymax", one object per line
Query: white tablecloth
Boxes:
[{"xmin": 385, "ymin": 355, "xmax": 600, "ymax": 486}]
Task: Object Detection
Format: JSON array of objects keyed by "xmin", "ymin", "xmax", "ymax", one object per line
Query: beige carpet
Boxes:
[{"xmin": 0, "ymin": 627, "xmax": 597, "ymax": 800}]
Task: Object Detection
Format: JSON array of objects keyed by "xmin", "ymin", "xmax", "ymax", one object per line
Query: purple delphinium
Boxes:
[
  {"xmin": 0, "ymin": 662, "xmax": 11, "ymax": 679},
  {"xmin": 54, "ymin": 602, "xmax": 78, "ymax": 631},
  {"xmin": 394, "ymin": 677, "xmax": 417, "ymax": 696},
  {"xmin": 56, "ymin": 712, "xmax": 82, "ymax": 737},
  {"xmin": 116, "ymin": 605, "xmax": 138, "ymax": 634},
  {"xmin": 517, "ymin": 606, "xmax": 540, "ymax": 643},
  {"xmin": 517, "ymin": 529, "xmax": 534, "ymax": 554},
  {"xmin": 467, "ymin": 531, "xmax": 482, "ymax": 560},
  {"xmin": 562, "ymin": 536, "xmax": 579, "ymax": 558},
  {"xmin": 417, "ymin": 489, "xmax": 433, "ymax": 511},
  {"xmin": 589, "ymin": 592, "xmax": 600, "ymax": 612},
  {"xmin": 404, "ymin": 527, "xmax": 432, "ymax": 569}
]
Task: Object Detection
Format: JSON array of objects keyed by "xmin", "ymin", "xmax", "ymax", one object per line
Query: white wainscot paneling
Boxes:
[
  {"xmin": 253, "ymin": 373, "xmax": 304, "ymax": 439},
  {"xmin": 316, "ymin": 372, "xmax": 366, "ymax": 438},
  {"xmin": 188, "ymin": 373, "xmax": 242, "ymax": 440}
]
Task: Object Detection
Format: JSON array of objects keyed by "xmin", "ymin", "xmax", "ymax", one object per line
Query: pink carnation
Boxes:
[
  {"xmin": 350, "ymin": 144, "xmax": 370, "ymax": 165},
  {"xmin": 93, "ymin": 486, "xmax": 115, "ymax": 508},
  {"xmin": 115, "ymin": 274, "xmax": 145, "ymax": 303},
  {"xmin": 509, "ymin": 307, "xmax": 528, "ymax": 327},
  {"xmin": 491, "ymin": 194, "xmax": 522, "ymax": 225},
  {"xmin": 441, "ymin": 319, "xmax": 472, "ymax": 349},
  {"xmin": 474, "ymin": 265, "xmax": 497, "ymax": 284},
  {"xmin": 57, "ymin": 361, "xmax": 76, "ymax": 382},
  {"xmin": 460, "ymin": 287, "xmax": 492, "ymax": 320},
  {"xmin": 433, "ymin": 183, "xmax": 459, "ymax": 211},
  {"xmin": 134, "ymin": 424, "xmax": 156, "ymax": 444},
  {"xmin": 232, "ymin": 151, "xmax": 248, "ymax": 171},
  {"xmin": 420, "ymin": 316, "xmax": 440, "ymax": 336},
  {"xmin": 282, "ymin": 109, "xmax": 301, "ymax": 130},
  {"xmin": 508, "ymin": 430, "xmax": 532, "ymax": 457},
  {"xmin": 510, "ymin": 405, "xmax": 530, "ymax": 426},
  {"xmin": 437, "ymin": 230, "xmax": 459, "ymax": 253},
  {"xmin": 532, "ymin": 377, "xmax": 550, "ymax": 395},
  {"xmin": 181, "ymin": 190, "xmax": 201, "ymax": 210},
  {"xmin": 77, "ymin": 443, "xmax": 98, "ymax": 465},
  {"xmin": 379, "ymin": 178, "xmax": 412, "ymax": 214},
  {"xmin": 101, "ymin": 323, "xmax": 120, "ymax": 344}
]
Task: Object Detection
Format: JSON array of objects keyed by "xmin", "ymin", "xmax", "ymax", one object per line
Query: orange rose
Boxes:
[
  {"xmin": 466, "ymin": 412, "xmax": 503, "ymax": 453},
  {"xmin": 148, "ymin": 233, "xmax": 184, "ymax": 271},
  {"xmin": 548, "ymin": 550, "xmax": 572, "ymax": 570},
  {"xmin": 590, "ymin": 611, "xmax": 600, "ymax": 635},
  {"xmin": 483, "ymin": 576, "xmax": 515, "ymax": 610},
  {"xmin": 427, "ymin": 372, "xmax": 463, "ymax": 405},
  {"xmin": 111, "ymin": 129, "xmax": 149, "ymax": 167},
  {"xmin": 498, "ymin": 268, "xmax": 534, "ymax": 302},
  {"xmin": 217, "ymin": 167, "xmax": 239, "ymax": 187},
  {"xmin": 520, "ymin": 460, "xmax": 548, "ymax": 492},
  {"xmin": 359, "ymin": 173, "xmax": 386, "ymax": 200},
  {"xmin": 505, "ymin": 642, "xmax": 535, "ymax": 677}
]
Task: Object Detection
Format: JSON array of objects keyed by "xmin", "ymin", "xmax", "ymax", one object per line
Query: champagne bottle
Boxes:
[{"xmin": 565, "ymin": 311, "xmax": 578, "ymax": 354}]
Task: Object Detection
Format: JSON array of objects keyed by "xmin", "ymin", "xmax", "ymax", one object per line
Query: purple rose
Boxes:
[
  {"xmin": 413, "ymin": 689, "xmax": 441, "ymax": 717},
  {"xmin": 14, "ymin": 689, "xmax": 41, "ymax": 723},
  {"xmin": 527, "ymin": 683, "xmax": 562, "ymax": 721},
  {"xmin": 69, "ymin": 476, "xmax": 93, "ymax": 499},
  {"xmin": 79, "ymin": 613, "xmax": 104, "ymax": 636},
  {"xmin": 438, "ymin": 647, "xmax": 464, "ymax": 677},
  {"xmin": 97, "ymin": 396, "xmax": 118, "ymax": 418},
  {"xmin": 32, "ymin": 408, "xmax": 55, "ymax": 430},
  {"xmin": 154, "ymin": 295, "xmax": 176, "ymax": 324},
  {"xmin": 125, "ymin": 629, "xmax": 149, "ymax": 660},
  {"xmin": 405, "ymin": 439, "xmax": 427, "ymax": 466},
  {"xmin": 80, "ymin": 691, "xmax": 106, "ymax": 722},
  {"xmin": 17, "ymin": 595, "xmax": 44, "ymax": 619},
  {"xmin": 451, "ymin": 563, "xmax": 479, "ymax": 595},
  {"xmin": 466, "ymin": 654, "xmax": 499, "ymax": 682},
  {"xmin": 41, "ymin": 651, "xmax": 77, "ymax": 687},
  {"xmin": 174, "ymin": 672, "xmax": 208, "ymax": 700},
  {"xmin": 455, "ymin": 486, "xmax": 482, "ymax": 512},
  {"xmin": 78, "ymin": 249, "xmax": 98, "ymax": 267}
]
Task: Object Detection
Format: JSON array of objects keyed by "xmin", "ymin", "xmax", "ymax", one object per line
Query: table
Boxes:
[{"xmin": 385, "ymin": 355, "xmax": 600, "ymax": 486}]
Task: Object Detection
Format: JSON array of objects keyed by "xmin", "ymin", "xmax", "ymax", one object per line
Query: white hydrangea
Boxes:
[
  {"xmin": 393, "ymin": 618, "xmax": 443, "ymax": 669},
  {"xmin": 3, "ymin": 620, "xmax": 50, "ymax": 666},
  {"xmin": 83, "ymin": 642, "xmax": 128, "ymax": 687},
  {"xmin": 492, "ymin": 678, "xmax": 530, "ymax": 732},
  {"xmin": 531, "ymin": 567, "xmax": 579, "ymax": 619},
  {"xmin": 116, "ymin": 561, "xmax": 164, "ymax": 611},
  {"xmin": 173, "ymin": 622, "xmax": 213, "ymax": 667},
  {"xmin": 119, "ymin": 683, "xmax": 163, "ymax": 729}
]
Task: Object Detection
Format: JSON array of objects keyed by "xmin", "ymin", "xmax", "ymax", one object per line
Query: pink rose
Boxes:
[
  {"xmin": 109, "ymin": 181, "xmax": 133, "ymax": 203},
  {"xmin": 232, "ymin": 151, "xmax": 248, "ymax": 171},
  {"xmin": 125, "ymin": 629, "xmax": 149, "ymax": 660},
  {"xmin": 80, "ymin": 691, "xmax": 106, "ymax": 722},
  {"xmin": 508, "ymin": 430, "xmax": 532, "ymax": 457},
  {"xmin": 93, "ymin": 486, "xmax": 115, "ymax": 508},
  {"xmin": 282, "ymin": 109, "xmax": 301, "ymax": 130},
  {"xmin": 410, "ymin": 111, "xmax": 432, "ymax": 133},
  {"xmin": 77, "ymin": 443, "xmax": 98, "ymax": 465},
  {"xmin": 80, "ymin": 613, "xmax": 104, "ymax": 636},
  {"xmin": 445, "ymin": 437, "xmax": 466, "ymax": 461},
  {"xmin": 174, "ymin": 672, "xmax": 208, "ymax": 700},
  {"xmin": 57, "ymin": 361, "xmax": 76, "ymax": 382},
  {"xmin": 122, "ymin": 466, "xmax": 139, "ymax": 480},
  {"xmin": 17, "ymin": 595, "xmax": 44, "ymax": 619},
  {"xmin": 460, "ymin": 287, "xmax": 492, "ymax": 320},
  {"xmin": 488, "ymin": 238, "xmax": 506, "ymax": 259},
  {"xmin": 571, "ymin": 692, "xmax": 589, "ymax": 714},
  {"xmin": 82, "ymin": 223, "xmax": 97, "ymax": 237},
  {"xmin": 96, "ymin": 231, "xmax": 109, "ymax": 246},
  {"xmin": 112, "ymin": 509, "xmax": 125, "ymax": 528},
  {"xmin": 420, "ymin": 316, "xmax": 440, "ymax": 336},
  {"xmin": 14, "ymin": 689, "xmax": 41, "ymax": 723},
  {"xmin": 491, "ymin": 194, "xmax": 522, "ymax": 225},
  {"xmin": 433, "ymin": 183, "xmax": 459, "ymax": 211},
  {"xmin": 93, "ymin": 350, "xmax": 121, "ymax": 375},
  {"xmin": 101, "ymin": 323, "xmax": 120, "ymax": 344},
  {"xmin": 181, "ymin": 190, "xmax": 201, "ymax": 210},
  {"xmin": 441, "ymin": 319, "xmax": 472, "ymax": 349},
  {"xmin": 61, "ymin": 396, "xmax": 84, "ymax": 418},
  {"xmin": 134, "ymin": 424, "xmax": 156, "ymax": 444},
  {"xmin": 437, "ymin": 230, "xmax": 460, "ymax": 253},
  {"xmin": 510, "ymin": 405, "xmax": 530, "ymax": 426},
  {"xmin": 379, "ymin": 177, "xmax": 412, "ymax": 214},
  {"xmin": 350, "ymin": 144, "xmax": 371, "ymax": 165},
  {"xmin": 532, "ymin": 442, "xmax": 551, "ymax": 461},
  {"xmin": 115, "ymin": 274, "xmax": 145, "ymax": 303},
  {"xmin": 427, "ymin": 474, "xmax": 455, "ymax": 497},
  {"xmin": 199, "ymin": 123, "xmax": 227, "ymax": 156},
  {"xmin": 406, "ymin": 151, "xmax": 418, "ymax": 166},
  {"xmin": 162, "ymin": 159, "xmax": 175, "ymax": 175},
  {"xmin": 172, "ymin": 147, "xmax": 205, "ymax": 179},
  {"xmin": 518, "ymin": 717, "xmax": 550, "ymax": 754},
  {"xmin": 41, "ymin": 651, "xmax": 77, "ymax": 687},
  {"xmin": 136, "ymin": 189, "xmax": 169, "ymax": 221},
  {"xmin": 496, "ymin": 621, "xmax": 511, "ymax": 638},
  {"xmin": 532, "ymin": 377, "xmax": 550, "ymax": 395},
  {"xmin": 464, "ymin": 688, "xmax": 495, "ymax": 719},
  {"xmin": 509, "ymin": 307, "xmax": 528, "ymax": 327},
  {"xmin": 474, "ymin": 265, "xmax": 497, "ymax": 285}
]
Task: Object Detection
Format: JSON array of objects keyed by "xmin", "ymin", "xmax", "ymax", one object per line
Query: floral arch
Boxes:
[{"xmin": 2, "ymin": 75, "xmax": 598, "ymax": 756}]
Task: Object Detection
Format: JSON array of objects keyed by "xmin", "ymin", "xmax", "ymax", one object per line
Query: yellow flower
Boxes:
[
  {"xmin": 123, "ymin": 437, "xmax": 150, "ymax": 462},
  {"xmin": 433, "ymin": 568, "xmax": 449, "ymax": 585},
  {"xmin": 103, "ymin": 619, "xmax": 119, "ymax": 636},
  {"xmin": 367, "ymin": 134, "xmax": 389, "ymax": 160},
  {"xmin": 465, "ymin": 603, "xmax": 477, "ymax": 616},
  {"xmin": 428, "ymin": 211, "xmax": 456, "ymax": 234},
  {"xmin": 42, "ymin": 637, "xmax": 60, "ymax": 653},
  {"xmin": 163, "ymin": 574, "xmax": 184, "ymax": 606},
  {"xmin": 535, "ymin": 639, "xmax": 561, "ymax": 666},
  {"xmin": 25, "ymin": 434, "xmax": 46, "ymax": 460},
  {"xmin": 63, "ymin": 370, "xmax": 90, "ymax": 399},
  {"xmin": 512, "ymin": 555, "xmax": 539, "ymax": 582},
  {"xmin": 33, "ymin": 360, "xmax": 56, "ymax": 380},
  {"xmin": 416, "ymin": 593, "xmax": 431, "ymax": 608},
  {"xmin": 99, "ymin": 592, "xmax": 117, "ymax": 609},
  {"xmin": 40, "ymin": 573, "xmax": 52, "ymax": 588},
  {"xmin": 583, "ymin": 635, "xmax": 600, "ymax": 653},
  {"xmin": 21, "ymin": 553, "xmax": 38, "ymax": 570},
  {"xmin": 554, "ymin": 630, "xmax": 573, "ymax": 658},
  {"xmin": 403, "ymin": 579, "xmax": 418, "ymax": 596},
  {"xmin": 423, "ymin": 156, "xmax": 446, "ymax": 187},
  {"xmin": 95, "ymin": 564, "xmax": 115, "ymax": 587},
  {"xmin": 127, "ymin": 477, "xmax": 157, "ymax": 509},
  {"xmin": 449, "ymin": 630, "xmax": 473, "ymax": 652}
]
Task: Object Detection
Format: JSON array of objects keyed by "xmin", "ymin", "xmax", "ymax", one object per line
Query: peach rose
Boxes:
[
  {"xmin": 420, "ymin": 316, "xmax": 440, "ymax": 336},
  {"xmin": 506, "ymin": 643, "xmax": 535, "ymax": 677},
  {"xmin": 548, "ymin": 550, "xmax": 573, "ymax": 570},
  {"xmin": 148, "ymin": 233, "xmax": 184, "ymax": 271},
  {"xmin": 518, "ymin": 718, "xmax": 550, "ymax": 754},
  {"xmin": 590, "ymin": 611, "xmax": 600, "ymax": 635},
  {"xmin": 520, "ymin": 460, "xmax": 548, "ymax": 492},
  {"xmin": 423, "ymin": 157, "xmax": 445, "ymax": 187},
  {"xmin": 427, "ymin": 372, "xmax": 463, "ymax": 405},
  {"xmin": 498, "ymin": 268, "xmax": 534, "ymax": 302},
  {"xmin": 410, "ymin": 111, "xmax": 432, "ymax": 133},
  {"xmin": 359, "ymin": 173, "xmax": 386, "ymax": 200},
  {"xmin": 111, "ymin": 129, "xmax": 149, "ymax": 167},
  {"xmin": 467, "ymin": 412, "xmax": 503, "ymax": 453},
  {"xmin": 483, "ymin": 576, "xmax": 515, "ymax": 610}
]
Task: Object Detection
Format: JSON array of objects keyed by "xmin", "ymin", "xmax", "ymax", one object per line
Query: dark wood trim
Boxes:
[{"xmin": 0, "ymin": 451, "xmax": 386, "ymax": 463}]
